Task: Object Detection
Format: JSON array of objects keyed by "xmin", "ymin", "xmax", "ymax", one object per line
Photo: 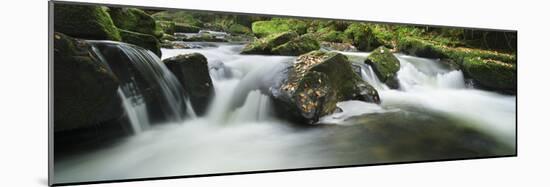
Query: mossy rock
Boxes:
[
  {"xmin": 119, "ymin": 29, "xmax": 162, "ymax": 57},
  {"xmin": 271, "ymin": 35, "xmax": 320, "ymax": 56},
  {"xmin": 228, "ymin": 23, "xmax": 252, "ymax": 35},
  {"xmin": 108, "ymin": 7, "xmax": 163, "ymax": 39},
  {"xmin": 163, "ymin": 53, "xmax": 215, "ymax": 115},
  {"xmin": 343, "ymin": 23, "xmax": 384, "ymax": 51},
  {"xmin": 251, "ymin": 18, "xmax": 308, "ymax": 37},
  {"xmin": 54, "ymin": 4, "xmax": 121, "ymax": 41},
  {"xmin": 241, "ymin": 31, "xmax": 299, "ymax": 54},
  {"xmin": 160, "ymin": 33, "xmax": 177, "ymax": 42},
  {"xmin": 397, "ymin": 37, "xmax": 448, "ymax": 59},
  {"xmin": 156, "ymin": 20, "xmax": 176, "ymax": 34},
  {"xmin": 174, "ymin": 23, "xmax": 201, "ymax": 33},
  {"xmin": 462, "ymin": 57, "xmax": 516, "ymax": 93},
  {"xmin": 53, "ymin": 32, "xmax": 122, "ymax": 132},
  {"xmin": 271, "ymin": 51, "xmax": 380, "ymax": 124},
  {"xmin": 365, "ymin": 46, "xmax": 401, "ymax": 88}
]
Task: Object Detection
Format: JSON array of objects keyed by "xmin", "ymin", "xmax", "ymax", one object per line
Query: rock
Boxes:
[
  {"xmin": 320, "ymin": 42, "xmax": 357, "ymax": 51},
  {"xmin": 251, "ymin": 18, "xmax": 308, "ymax": 37},
  {"xmin": 397, "ymin": 37, "xmax": 448, "ymax": 59},
  {"xmin": 174, "ymin": 22, "xmax": 201, "ymax": 33},
  {"xmin": 364, "ymin": 46, "xmax": 401, "ymax": 89},
  {"xmin": 107, "ymin": 7, "xmax": 164, "ymax": 39},
  {"xmin": 182, "ymin": 33, "xmax": 227, "ymax": 42},
  {"xmin": 151, "ymin": 10, "xmax": 203, "ymax": 27},
  {"xmin": 160, "ymin": 33, "xmax": 177, "ymax": 42},
  {"xmin": 462, "ymin": 57, "xmax": 516, "ymax": 94},
  {"xmin": 271, "ymin": 35, "xmax": 320, "ymax": 56},
  {"xmin": 53, "ymin": 32, "xmax": 123, "ymax": 132},
  {"xmin": 343, "ymin": 23, "xmax": 384, "ymax": 52},
  {"xmin": 118, "ymin": 29, "xmax": 162, "ymax": 57},
  {"xmin": 271, "ymin": 51, "xmax": 380, "ymax": 124},
  {"xmin": 161, "ymin": 41, "xmax": 191, "ymax": 49},
  {"xmin": 228, "ymin": 23, "xmax": 252, "ymax": 35},
  {"xmin": 241, "ymin": 31, "xmax": 298, "ymax": 54},
  {"xmin": 156, "ymin": 20, "xmax": 176, "ymax": 34},
  {"xmin": 54, "ymin": 4, "xmax": 121, "ymax": 41},
  {"xmin": 163, "ymin": 53, "xmax": 215, "ymax": 115}
]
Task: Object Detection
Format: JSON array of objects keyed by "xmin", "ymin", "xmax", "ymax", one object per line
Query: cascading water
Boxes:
[
  {"xmin": 88, "ymin": 41, "xmax": 195, "ymax": 132},
  {"xmin": 55, "ymin": 42, "xmax": 516, "ymax": 184}
]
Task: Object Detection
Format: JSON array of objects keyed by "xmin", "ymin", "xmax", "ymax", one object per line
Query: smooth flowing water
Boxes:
[{"xmin": 55, "ymin": 42, "xmax": 516, "ymax": 183}]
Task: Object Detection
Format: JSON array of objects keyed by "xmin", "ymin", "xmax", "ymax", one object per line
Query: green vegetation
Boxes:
[
  {"xmin": 252, "ymin": 18, "xmax": 308, "ymax": 37},
  {"xmin": 463, "ymin": 57, "xmax": 516, "ymax": 92}
]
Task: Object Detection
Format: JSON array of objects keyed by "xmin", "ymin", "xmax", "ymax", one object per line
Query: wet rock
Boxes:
[
  {"xmin": 108, "ymin": 7, "xmax": 163, "ymax": 39},
  {"xmin": 163, "ymin": 53, "xmax": 215, "ymax": 115},
  {"xmin": 270, "ymin": 51, "xmax": 380, "ymax": 124},
  {"xmin": 462, "ymin": 57, "xmax": 516, "ymax": 94},
  {"xmin": 241, "ymin": 31, "xmax": 319, "ymax": 56},
  {"xmin": 364, "ymin": 46, "xmax": 401, "ymax": 89},
  {"xmin": 118, "ymin": 29, "xmax": 162, "ymax": 57}
]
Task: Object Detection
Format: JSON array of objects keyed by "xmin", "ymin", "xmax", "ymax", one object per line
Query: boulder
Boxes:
[
  {"xmin": 54, "ymin": 4, "xmax": 121, "ymax": 41},
  {"xmin": 118, "ymin": 29, "xmax": 162, "ymax": 57},
  {"xmin": 174, "ymin": 22, "xmax": 201, "ymax": 33},
  {"xmin": 271, "ymin": 35, "xmax": 320, "ymax": 56},
  {"xmin": 343, "ymin": 23, "xmax": 384, "ymax": 52},
  {"xmin": 107, "ymin": 7, "xmax": 164, "ymax": 39},
  {"xmin": 271, "ymin": 51, "xmax": 380, "ymax": 124},
  {"xmin": 241, "ymin": 31, "xmax": 298, "ymax": 54},
  {"xmin": 396, "ymin": 37, "xmax": 448, "ymax": 59},
  {"xmin": 228, "ymin": 23, "xmax": 252, "ymax": 35},
  {"xmin": 53, "ymin": 32, "xmax": 123, "ymax": 132},
  {"xmin": 462, "ymin": 57, "xmax": 516, "ymax": 94},
  {"xmin": 364, "ymin": 46, "xmax": 401, "ymax": 89},
  {"xmin": 163, "ymin": 53, "xmax": 215, "ymax": 115},
  {"xmin": 251, "ymin": 18, "xmax": 308, "ymax": 37}
]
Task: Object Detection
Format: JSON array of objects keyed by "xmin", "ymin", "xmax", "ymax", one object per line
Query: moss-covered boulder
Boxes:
[
  {"xmin": 462, "ymin": 57, "xmax": 516, "ymax": 93},
  {"xmin": 228, "ymin": 23, "xmax": 252, "ymax": 35},
  {"xmin": 365, "ymin": 46, "xmax": 401, "ymax": 88},
  {"xmin": 251, "ymin": 18, "xmax": 308, "ymax": 37},
  {"xmin": 343, "ymin": 23, "xmax": 384, "ymax": 52},
  {"xmin": 174, "ymin": 23, "xmax": 201, "ymax": 33},
  {"xmin": 163, "ymin": 53, "xmax": 215, "ymax": 115},
  {"xmin": 54, "ymin": 4, "xmax": 121, "ymax": 41},
  {"xmin": 53, "ymin": 32, "xmax": 122, "ymax": 132},
  {"xmin": 107, "ymin": 7, "xmax": 163, "ymax": 39},
  {"xmin": 118, "ymin": 29, "xmax": 162, "ymax": 57},
  {"xmin": 241, "ymin": 31, "xmax": 299, "ymax": 54},
  {"xmin": 271, "ymin": 35, "xmax": 320, "ymax": 56},
  {"xmin": 397, "ymin": 37, "xmax": 448, "ymax": 59},
  {"xmin": 160, "ymin": 33, "xmax": 177, "ymax": 42},
  {"xmin": 271, "ymin": 51, "xmax": 380, "ymax": 124}
]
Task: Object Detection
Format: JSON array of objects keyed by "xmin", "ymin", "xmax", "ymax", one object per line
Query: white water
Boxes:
[{"xmin": 55, "ymin": 42, "xmax": 516, "ymax": 183}]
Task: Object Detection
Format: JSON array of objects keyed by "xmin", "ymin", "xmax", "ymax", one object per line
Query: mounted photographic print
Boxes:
[{"xmin": 49, "ymin": 1, "xmax": 517, "ymax": 185}]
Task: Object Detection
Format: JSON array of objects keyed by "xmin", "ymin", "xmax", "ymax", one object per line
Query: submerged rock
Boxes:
[
  {"xmin": 364, "ymin": 46, "xmax": 401, "ymax": 89},
  {"xmin": 53, "ymin": 32, "xmax": 126, "ymax": 134},
  {"xmin": 54, "ymin": 4, "xmax": 121, "ymax": 41},
  {"xmin": 118, "ymin": 29, "xmax": 162, "ymax": 57},
  {"xmin": 163, "ymin": 53, "xmax": 215, "ymax": 115},
  {"xmin": 108, "ymin": 7, "xmax": 163, "ymax": 39},
  {"xmin": 270, "ymin": 51, "xmax": 380, "ymax": 124}
]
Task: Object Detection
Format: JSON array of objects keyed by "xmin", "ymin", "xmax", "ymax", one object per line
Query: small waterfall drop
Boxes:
[{"xmin": 88, "ymin": 41, "xmax": 194, "ymax": 133}]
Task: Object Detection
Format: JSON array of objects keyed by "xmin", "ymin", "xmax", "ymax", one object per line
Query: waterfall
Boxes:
[{"xmin": 88, "ymin": 41, "xmax": 194, "ymax": 133}]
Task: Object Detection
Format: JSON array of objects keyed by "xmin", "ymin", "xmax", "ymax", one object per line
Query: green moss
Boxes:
[
  {"xmin": 241, "ymin": 31, "xmax": 298, "ymax": 54},
  {"xmin": 251, "ymin": 18, "xmax": 308, "ymax": 37},
  {"xmin": 365, "ymin": 46, "xmax": 400, "ymax": 87},
  {"xmin": 397, "ymin": 37, "xmax": 448, "ymax": 59},
  {"xmin": 118, "ymin": 29, "xmax": 162, "ymax": 57},
  {"xmin": 173, "ymin": 23, "xmax": 200, "ymax": 33},
  {"xmin": 108, "ymin": 7, "xmax": 163, "ymax": 39},
  {"xmin": 151, "ymin": 10, "xmax": 203, "ymax": 27},
  {"xmin": 160, "ymin": 33, "xmax": 176, "ymax": 41},
  {"xmin": 54, "ymin": 4, "xmax": 121, "ymax": 41},
  {"xmin": 463, "ymin": 57, "xmax": 516, "ymax": 92},
  {"xmin": 156, "ymin": 21, "xmax": 176, "ymax": 34},
  {"xmin": 271, "ymin": 35, "xmax": 320, "ymax": 56},
  {"xmin": 228, "ymin": 23, "xmax": 252, "ymax": 35},
  {"xmin": 343, "ymin": 23, "xmax": 384, "ymax": 51}
]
